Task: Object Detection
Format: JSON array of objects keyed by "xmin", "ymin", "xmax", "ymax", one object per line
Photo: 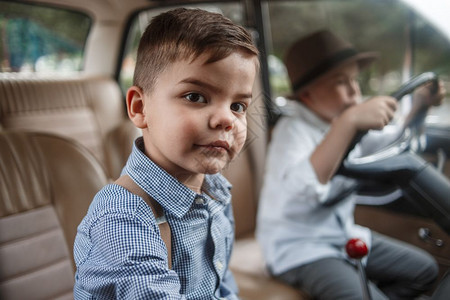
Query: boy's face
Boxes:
[
  {"xmin": 140, "ymin": 51, "xmax": 257, "ymax": 182},
  {"xmin": 301, "ymin": 62, "xmax": 361, "ymax": 122}
]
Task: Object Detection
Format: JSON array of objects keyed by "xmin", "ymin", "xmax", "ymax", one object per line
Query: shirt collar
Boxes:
[
  {"xmin": 284, "ymin": 100, "xmax": 330, "ymax": 133},
  {"xmin": 202, "ymin": 173, "xmax": 232, "ymax": 205},
  {"xmin": 124, "ymin": 137, "xmax": 232, "ymax": 218}
]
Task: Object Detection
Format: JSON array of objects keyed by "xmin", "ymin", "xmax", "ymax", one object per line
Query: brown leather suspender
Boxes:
[{"xmin": 115, "ymin": 175, "xmax": 172, "ymax": 269}]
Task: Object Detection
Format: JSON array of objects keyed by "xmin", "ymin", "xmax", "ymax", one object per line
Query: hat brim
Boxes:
[{"xmin": 286, "ymin": 51, "xmax": 379, "ymax": 98}]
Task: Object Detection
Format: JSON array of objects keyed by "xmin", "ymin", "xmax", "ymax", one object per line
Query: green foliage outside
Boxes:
[{"xmin": 0, "ymin": 1, "xmax": 91, "ymax": 72}]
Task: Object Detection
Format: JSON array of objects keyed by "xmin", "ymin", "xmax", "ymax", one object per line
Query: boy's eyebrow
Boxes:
[
  {"xmin": 329, "ymin": 72, "xmax": 346, "ymax": 78},
  {"xmin": 330, "ymin": 68, "xmax": 359, "ymax": 78},
  {"xmin": 180, "ymin": 78, "xmax": 253, "ymax": 99}
]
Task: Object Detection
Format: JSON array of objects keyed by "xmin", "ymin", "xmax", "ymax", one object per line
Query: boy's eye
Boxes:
[
  {"xmin": 231, "ymin": 102, "xmax": 247, "ymax": 113},
  {"xmin": 336, "ymin": 78, "xmax": 347, "ymax": 85},
  {"xmin": 185, "ymin": 93, "xmax": 207, "ymax": 103}
]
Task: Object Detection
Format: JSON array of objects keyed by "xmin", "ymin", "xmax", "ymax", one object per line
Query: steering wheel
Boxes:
[
  {"xmin": 335, "ymin": 72, "xmax": 450, "ymax": 234},
  {"xmin": 338, "ymin": 71, "xmax": 439, "ymax": 176}
]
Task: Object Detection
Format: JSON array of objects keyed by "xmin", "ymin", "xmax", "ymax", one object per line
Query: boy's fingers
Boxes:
[
  {"xmin": 377, "ymin": 96, "xmax": 397, "ymax": 115},
  {"xmin": 430, "ymin": 80, "xmax": 439, "ymax": 94},
  {"xmin": 386, "ymin": 96, "xmax": 398, "ymax": 110},
  {"xmin": 426, "ymin": 80, "xmax": 445, "ymax": 106}
]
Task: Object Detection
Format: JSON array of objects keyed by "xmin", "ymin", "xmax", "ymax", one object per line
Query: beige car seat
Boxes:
[
  {"xmin": 0, "ymin": 74, "xmax": 140, "ymax": 179},
  {"xmin": 0, "ymin": 130, "xmax": 109, "ymax": 299}
]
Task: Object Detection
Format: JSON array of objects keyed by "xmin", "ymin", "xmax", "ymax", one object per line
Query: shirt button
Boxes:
[
  {"xmin": 195, "ymin": 196, "xmax": 205, "ymax": 205},
  {"xmin": 216, "ymin": 261, "xmax": 223, "ymax": 271}
]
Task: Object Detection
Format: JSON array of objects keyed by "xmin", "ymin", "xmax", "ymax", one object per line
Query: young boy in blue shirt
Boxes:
[{"xmin": 74, "ymin": 8, "xmax": 259, "ymax": 299}]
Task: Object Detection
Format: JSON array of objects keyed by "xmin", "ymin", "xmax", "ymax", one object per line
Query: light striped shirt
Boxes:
[{"xmin": 257, "ymin": 100, "xmax": 371, "ymax": 275}]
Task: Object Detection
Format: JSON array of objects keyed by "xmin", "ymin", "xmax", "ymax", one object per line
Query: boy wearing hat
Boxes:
[{"xmin": 257, "ymin": 30, "xmax": 444, "ymax": 299}]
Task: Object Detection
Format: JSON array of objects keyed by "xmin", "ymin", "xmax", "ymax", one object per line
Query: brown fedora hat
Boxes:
[{"xmin": 284, "ymin": 30, "xmax": 378, "ymax": 94}]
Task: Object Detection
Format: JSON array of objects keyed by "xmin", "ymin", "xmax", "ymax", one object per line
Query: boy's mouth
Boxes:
[{"xmin": 197, "ymin": 140, "xmax": 230, "ymax": 153}]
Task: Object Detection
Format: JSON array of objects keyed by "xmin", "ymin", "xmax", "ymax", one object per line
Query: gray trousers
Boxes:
[{"xmin": 277, "ymin": 232, "xmax": 438, "ymax": 300}]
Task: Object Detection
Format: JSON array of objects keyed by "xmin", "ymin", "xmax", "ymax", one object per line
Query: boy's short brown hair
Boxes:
[{"xmin": 133, "ymin": 8, "xmax": 259, "ymax": 93}]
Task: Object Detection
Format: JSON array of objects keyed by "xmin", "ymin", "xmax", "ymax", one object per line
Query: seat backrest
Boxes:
[
  {"xmin": 0, "ymin": 74, "xmax": 140, "ymax": 179},
  {"xmin": 0, "ymin": 130, "xmax": 109, "ymax": 299}
]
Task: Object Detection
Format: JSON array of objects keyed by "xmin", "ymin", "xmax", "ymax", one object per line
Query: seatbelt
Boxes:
[{"xmin": 115, "ymin": 175, "xmax": 172, "ymax": 269}]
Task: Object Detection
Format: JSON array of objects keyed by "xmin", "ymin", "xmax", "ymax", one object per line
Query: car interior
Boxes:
[{"xmin": 0, "ymin": 0, "xmax": 449, "ymax": 299}]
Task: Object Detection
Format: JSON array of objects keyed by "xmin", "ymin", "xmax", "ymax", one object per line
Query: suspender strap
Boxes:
[{"xmin": 115, "ymin": 175, "xmax": 172, "ymax": 269}]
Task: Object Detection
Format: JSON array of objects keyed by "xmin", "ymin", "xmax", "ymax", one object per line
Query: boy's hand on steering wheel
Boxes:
[
  {"xmin": 342, "ymin": 96, "xmax": 398, "ymax": 131},
  {"xmin": 414, "ymin": 80, "xmax": 446, "ymax": 108}
]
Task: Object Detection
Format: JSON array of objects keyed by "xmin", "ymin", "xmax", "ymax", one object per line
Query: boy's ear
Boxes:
[
  {"xmin": 126, "ymin": 86, "xmax": 147, "ymax": 129},
  {"xmin": 298, "ymin": 90, "xmax": 311, "ymax": 104}
]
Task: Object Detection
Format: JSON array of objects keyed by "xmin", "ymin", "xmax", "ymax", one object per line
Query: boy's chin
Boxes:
[
  {"xmin": 196, "ymin": 161, "xmax": 228, "ymax": 175},
  {"xmin": 201, "ymin": 166, "xmax": 225, "ymax": 175}
]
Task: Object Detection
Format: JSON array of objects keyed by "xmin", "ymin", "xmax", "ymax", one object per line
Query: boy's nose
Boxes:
[
  {"xmin": 348, "ymin": 79, "xmax": 360, "ymax": 96},
  {"xmin": 209, "ymin": 108, "xmax": 234, "ymax": 131}
]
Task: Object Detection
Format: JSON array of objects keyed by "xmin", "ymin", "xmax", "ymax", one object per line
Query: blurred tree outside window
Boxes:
[{"xmin": 0, "ymin": 1, "xmax": 91, "ymax": 73}]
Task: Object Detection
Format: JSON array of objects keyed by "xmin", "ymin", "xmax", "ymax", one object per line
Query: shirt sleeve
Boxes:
[
  {"xmin": 75, "ymin": 204, "xmax": 185, "ymax": 300},
  {"xmin": 266, "ymin": 117, "xmax": 330, "ymax": 204}
]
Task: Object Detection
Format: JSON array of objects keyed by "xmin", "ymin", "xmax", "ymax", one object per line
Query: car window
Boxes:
[
  {"xmin": 0, "ymin": 1, "xmax": 91, "ymax": 73},
  {"xmin": 262, "ymin": 0, "xmax": 449, "ymax": 126},
  {"xmin": 411, "ymin": 6, "xmax": 450, "ymax": 127},
  {"xmin": 118, "ymin": 2, "xmax": 244, "ymax": 94}
]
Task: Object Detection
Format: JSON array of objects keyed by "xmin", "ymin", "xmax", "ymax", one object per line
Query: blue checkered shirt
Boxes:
[{"xmin": 73, "ymin": 137, "xmax": 239, "ymax": 299}]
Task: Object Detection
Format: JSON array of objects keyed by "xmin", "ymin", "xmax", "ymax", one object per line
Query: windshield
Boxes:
[{"xmin": 262, "ymin": 0, "xmax": 449, "ymax": 127}]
